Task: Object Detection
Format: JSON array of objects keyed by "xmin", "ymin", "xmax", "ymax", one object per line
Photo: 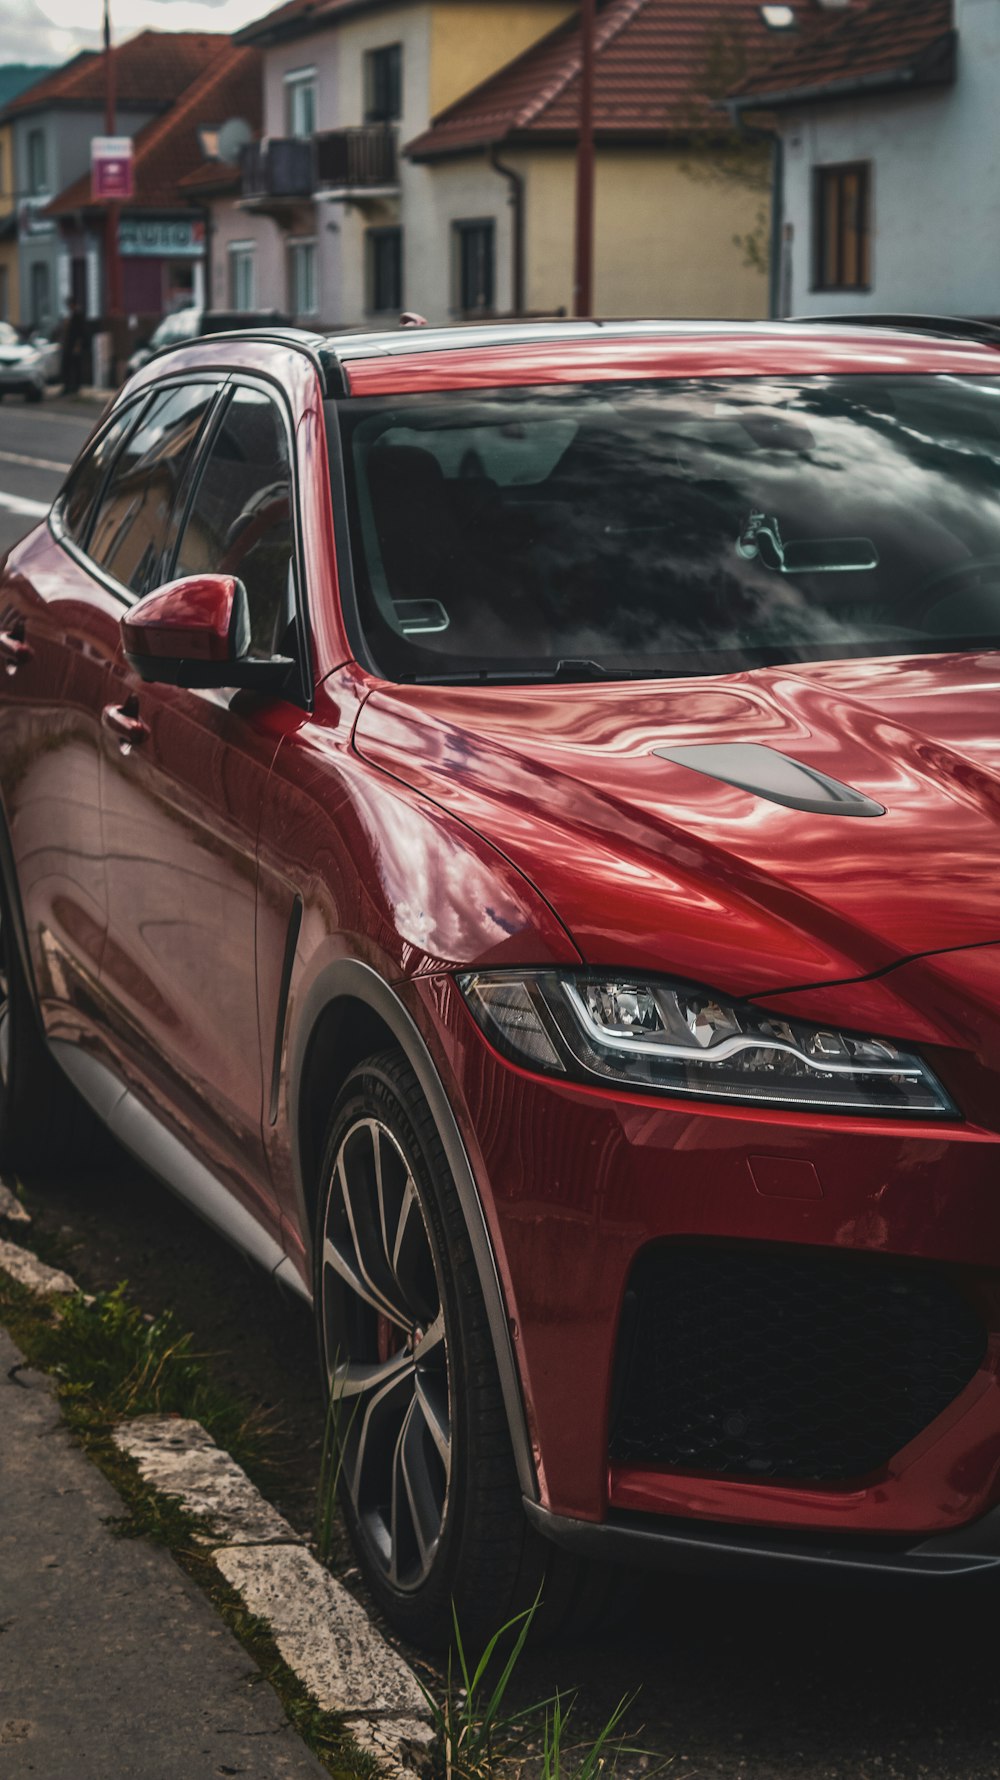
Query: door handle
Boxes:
[
  {"xmin": 101, "ymin": 700, "xmax": 150, "ymax": 751},
  {"xmin": 0, "ymin": 628, "xmax": 32, "ymax": 670}
]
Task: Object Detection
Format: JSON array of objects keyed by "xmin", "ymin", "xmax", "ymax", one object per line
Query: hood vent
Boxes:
[{"xmin": 652, "ymin": 743, "xmax": 885, "ymax": 817}]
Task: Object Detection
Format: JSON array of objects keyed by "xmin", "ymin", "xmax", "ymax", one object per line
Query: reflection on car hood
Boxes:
[{"xmin": 354, "ymin": 651, "xmax": 1000, "ymax": 996}]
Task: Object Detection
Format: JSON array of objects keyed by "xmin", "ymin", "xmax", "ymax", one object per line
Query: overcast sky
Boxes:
[{"xmin": 2, "ymin": 0, "xmax": 268, "ymax": 65}]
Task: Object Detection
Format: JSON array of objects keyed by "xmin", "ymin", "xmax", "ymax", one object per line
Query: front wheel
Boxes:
[
  {"xmin": 316, "ymin": 1048, "xmax": 636, "ymax": 1651},
  {"xmin": 317, "ymin": 1049, "xmax": 537, "ymax": 1649}
]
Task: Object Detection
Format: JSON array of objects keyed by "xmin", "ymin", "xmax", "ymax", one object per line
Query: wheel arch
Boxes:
[{"xmin": 288, "ymin": 956, "xmax": 539, "ymax": 1502}]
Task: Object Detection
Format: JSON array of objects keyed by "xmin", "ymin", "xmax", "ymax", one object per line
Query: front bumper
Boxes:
[
  {"xmin": 527, "ymin": 1497, "xmax": 1000, "ymax": 1583},
  {"xmin": 0, "ymin": 366, "xmax": 43, "ymax": 393},
  {"xmin": 411, "ymin": 963, "xmax": 1000, "ymax": 1548}
]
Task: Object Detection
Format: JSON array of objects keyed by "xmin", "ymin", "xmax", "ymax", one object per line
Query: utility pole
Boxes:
[
  {"xmin": 103, "ymin": 0, "xmax": 120, "ymax": 319},
  {"xmin": 572, "ymin": 0, "xmax": 595, "ymax": 317}
]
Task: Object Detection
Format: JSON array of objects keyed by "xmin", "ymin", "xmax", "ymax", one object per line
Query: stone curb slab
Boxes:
[
  {"xmin": 215, "ymin": 1543, "xmax": 432, "ymax": 1726},
  {"xmin": 0, "ymin": 1239, "xmax": 77, "ymax": 1296},
  {"xmin": 0, "ymin": 1178, "xmax": 31, "ymax": 1225},
  {"xmin": 114, "ymin": 1415, "xmax": 300, "ymax": 1546}
]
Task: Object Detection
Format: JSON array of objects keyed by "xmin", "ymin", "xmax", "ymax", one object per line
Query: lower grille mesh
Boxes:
[{"xmin": 611, "ymin": 1244, "xmax": 986, "ymax": 1483}]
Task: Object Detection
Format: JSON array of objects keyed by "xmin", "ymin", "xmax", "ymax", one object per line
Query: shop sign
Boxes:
[
  {"xmin": 118, "ymin": 217, "xmax": 205, "ymax": 258},
  {"xmin": 91, "ymin": 136, "xmax": 134, "ymax": 203}
]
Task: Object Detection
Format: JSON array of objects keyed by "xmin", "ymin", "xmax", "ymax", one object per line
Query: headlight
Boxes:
[{"xmin": 458, "ymin": 972, "xmax": 954, "ymax": 1117}]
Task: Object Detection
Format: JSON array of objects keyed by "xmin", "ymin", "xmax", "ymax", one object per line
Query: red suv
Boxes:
[{"xmin": 4, "ymin": 318, "xmax": 1000, "ymax": 1647}]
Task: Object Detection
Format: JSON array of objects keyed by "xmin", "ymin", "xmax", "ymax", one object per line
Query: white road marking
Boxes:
[
  {"xmin": 0, "ymin": 446, "xmax": 71, "ymax": 473},
  {"xmin": 0, "ymin": 489, "xmax": 49, "ymax": 518}
]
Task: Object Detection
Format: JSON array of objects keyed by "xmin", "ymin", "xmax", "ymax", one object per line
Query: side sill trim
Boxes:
[
  {"xmin": 50, "ymin": 1040, "xmax": 287, "ymax": 1282},
  {"xmin": 524, "ymin": 1500, "xmax": 1000, "ymax": 1581}
]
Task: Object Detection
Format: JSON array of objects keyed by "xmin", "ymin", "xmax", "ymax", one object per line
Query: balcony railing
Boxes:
[
  {"xmin": 315, "ymin": 125, "xmax": 397, "ymax": 191},
  {"xmin": 240, "ymin": 137, "xmax": 314, "ymax": 200},
  {"xmin": 240, "ymin": 127, "xmax": 398, "ymax": 202}
]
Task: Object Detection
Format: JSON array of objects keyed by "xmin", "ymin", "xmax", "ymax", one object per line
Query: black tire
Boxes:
[
  {"xmin": 0, "ymin": 870, "xmax": 95, "ymax": 1172},
  {"xmin": 314, "ymin": 1047, "xmax": 636, "ymax": 1652},
  {"xmin": 24, "ymin": 386, "xmax": 43, "ymax": 405}
]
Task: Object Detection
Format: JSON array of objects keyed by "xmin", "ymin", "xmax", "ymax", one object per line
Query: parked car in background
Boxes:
[
  {"xmin": 0, "ymin": 321, "xmax": 60, "ymax": 401},
  {"xmin": 8, "ymin": 316, "xmax": 1000, "ymax": 1653},
  {"xmin": 125, "ymin": 306, "xmax": 292, "ymax": 378}
]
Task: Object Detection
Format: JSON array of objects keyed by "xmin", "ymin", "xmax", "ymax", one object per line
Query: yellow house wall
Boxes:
[
  {"xmin": 516, "ymin": 145, "xmax": 769, "ymax": 320},
  {"xmin": 429, "ymin": 3, "xmax": 573, "ymax": 117}
]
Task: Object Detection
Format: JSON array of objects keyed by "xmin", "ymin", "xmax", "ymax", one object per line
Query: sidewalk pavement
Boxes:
[{"xmin": 0, "ymin": 1325, "xmax": 329, "ymax": 1780}]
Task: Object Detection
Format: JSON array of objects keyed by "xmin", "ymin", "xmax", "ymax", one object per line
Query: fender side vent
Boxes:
[{"xmin": 652, "ymin": 743, "xmax": 885, "ymax": 817}]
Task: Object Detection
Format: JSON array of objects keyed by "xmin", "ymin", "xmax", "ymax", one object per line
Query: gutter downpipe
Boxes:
[
  {"xmin": 490, "ymin": 144, "xmax": 525, "ymax": 317},
  {"xmin": 769, "ymin": 131, "xmax": 784, "ymax": 319}
]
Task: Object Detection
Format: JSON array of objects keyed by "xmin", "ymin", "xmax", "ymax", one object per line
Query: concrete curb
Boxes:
[
  {"xmin": 0, "ymin": 1240, "xmax": 436, "ymax": 1779},
  {"xmin": 115, "ymin": 1414, "xmax": 435, "ymax": 1779},
  {"xmin": 0, "ymin": 1237, "xmax": 77, "ymax": 1296},
  {"xmin": 0, "ymin": 1177, "xmax": 31, "ymax": 1225}
]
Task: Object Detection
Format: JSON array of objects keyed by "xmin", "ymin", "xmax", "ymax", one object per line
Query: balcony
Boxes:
[
  {"xmin": 240, "ymin": 137, "xmax": 314, "ymax": 204},
  {"xmin": 240, "ymin": 127, "xmax": 399, "ymax": 214},
  {"xmin": 314, "ymin": 125, "xmax": 398, "ymax": 195}
]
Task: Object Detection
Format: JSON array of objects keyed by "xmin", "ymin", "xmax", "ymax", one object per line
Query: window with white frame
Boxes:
[
  {"xmin": 288, "ymin": 238, "xmax": 318, "ymax": 316},
  {"xmin": 228, "ymin": 241, "xmax": 256, "ymax": 310},
  {"xmin": 284, "ymin": 67, "xmax": 317, "ymax": 139}
]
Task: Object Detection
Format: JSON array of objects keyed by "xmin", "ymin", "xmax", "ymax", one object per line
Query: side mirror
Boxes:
[{"xmin": 121, "ymin": 574, "xmax": 294, "ymax": 693}]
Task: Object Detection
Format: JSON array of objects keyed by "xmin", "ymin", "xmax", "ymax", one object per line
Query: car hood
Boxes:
[
  {"xmin": 354, "ymin": 651, "xmax": 1000, "ymax": 997},
  {"xmin": 0, "ymin": 344, "xmax": 37, "ymax": 365}
]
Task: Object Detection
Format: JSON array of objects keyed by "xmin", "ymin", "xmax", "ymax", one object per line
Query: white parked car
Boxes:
[{"xmin": 0, "ymin": 321, "xmax": 58, "ymax": 402}]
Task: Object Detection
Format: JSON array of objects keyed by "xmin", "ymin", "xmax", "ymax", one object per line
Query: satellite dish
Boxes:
[{"xmin": 217, "ymin": 118, "xmax": 253, "ymax": 164}]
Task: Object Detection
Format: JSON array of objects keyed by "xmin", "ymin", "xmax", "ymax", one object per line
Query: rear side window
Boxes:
[
  {"xmin": 61, "ymin": 402, "xmax": 145, "ymax": 547},
  {"xmin": 174, "ymin": 385, "xmax": 295, "ymax": 660},
  {"xmin": 87, "ymin": 382, "xmax": 219, "ymax": 595}
]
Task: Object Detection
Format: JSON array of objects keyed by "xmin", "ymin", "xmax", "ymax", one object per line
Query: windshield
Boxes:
[{"xmin": 334, "ymin": 374, "xmax": 1000, "ymax": 682}]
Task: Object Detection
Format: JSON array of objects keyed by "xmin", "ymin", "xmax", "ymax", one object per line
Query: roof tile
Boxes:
[
  {"xmin": 732, "ymin": 0, "xmax": 953, "ymax": 105},
  {"xmin": 1, "ymin": 30, "xmax": 228, "ymax": 119},
  {"xmin": 408, "ymin": 0, "xmax": 796, "ymax": 158},
  {"xmin": 45, "ymin": 44, "xmax": 261, "ymax": 214}
]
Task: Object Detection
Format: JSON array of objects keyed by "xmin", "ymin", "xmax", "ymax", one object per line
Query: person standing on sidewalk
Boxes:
[{"xmin": 60, "ymin": 299, "xmax": 86, "ymax": 396}]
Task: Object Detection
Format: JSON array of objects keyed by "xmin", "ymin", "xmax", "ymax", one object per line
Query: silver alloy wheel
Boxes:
[
  {"xmin": 0, "ymin": 904, "xmax": 11, "ymax": 1090},
  {"xmin": 321, "ymin": 1115, "xmax": 452, "ymax": 1592}
]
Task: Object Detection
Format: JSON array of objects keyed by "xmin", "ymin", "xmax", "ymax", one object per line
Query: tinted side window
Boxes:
[
  {"xmin": 88, "ymin": 383, "xmax": 219, "ymax": 594},
  {"xmin": 174, "ymin": 386, "xmax": 294, "ymax": 659},
  {"xmin": 61, "ymin": 403, "xmax": 146, "ymax": 546}
]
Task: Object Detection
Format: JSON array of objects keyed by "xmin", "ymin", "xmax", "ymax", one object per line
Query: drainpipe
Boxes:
[
  {"xmin": 769, "ymin": 132, "xmax": 784, "ymax": 319},
  {"xmin": 490, "ymin": 145, "xmax": 524, "ymax": 317}
]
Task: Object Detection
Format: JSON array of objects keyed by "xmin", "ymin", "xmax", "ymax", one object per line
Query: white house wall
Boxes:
[{"xmin": 779, "ymin": 0, "xmax": 1000, "ymax": 316}]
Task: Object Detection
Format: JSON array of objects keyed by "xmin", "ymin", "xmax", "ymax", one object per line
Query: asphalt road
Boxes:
[
  {"xmin": 0, "ymin": 391, "xmax": 100, "ymax": 557},
  {"xmin": 4, "ymin": 406, "xmax": 1000, "ymax": 1778}
]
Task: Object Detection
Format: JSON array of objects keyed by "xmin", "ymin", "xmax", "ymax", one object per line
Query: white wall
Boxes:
[{"xmin": 779, "ymin": 0, "xmax": 1000, "ymax": 316}]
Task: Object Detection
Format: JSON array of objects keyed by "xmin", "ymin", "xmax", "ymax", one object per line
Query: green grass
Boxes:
[
  {"xmin": 0, "ymin": 1254, "xmax": 668, "ymax": 1780},
  {"xmin": 0, "ymin": 1261, "xmax": 374, "ymax": 1779}
]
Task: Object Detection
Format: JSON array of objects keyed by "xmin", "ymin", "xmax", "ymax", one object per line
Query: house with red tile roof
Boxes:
[
  {"xmin": 404, "ymin": 0, "xmax": 786, "ymax": 320},
  {"xmin": 0, "ymin": 30, "xmax": 230, "ymax": 334},
  {"xmin": 45, "ymin": 42, "xmax": 261, "ymax": 351},
  {"xmin": 728, "ymin": 0, "xmax": 989, "ymax": 317},
  {"xmin": 225, "ymin": 0, "xmax": 577, "ymax": 326}
]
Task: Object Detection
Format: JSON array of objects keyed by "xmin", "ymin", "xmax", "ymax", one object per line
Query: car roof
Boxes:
[{"xmin": 143, "ymin": 316, "xmax": 1000, "ymax": 398}]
